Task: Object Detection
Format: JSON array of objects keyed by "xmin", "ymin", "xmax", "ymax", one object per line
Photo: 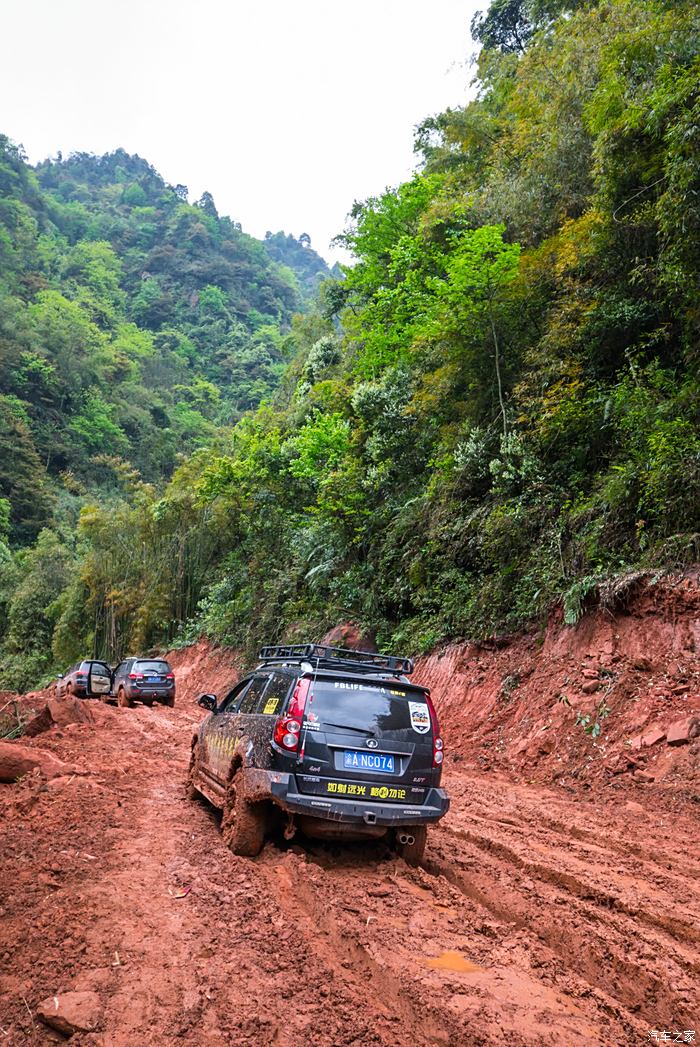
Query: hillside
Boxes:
[
  {"xmin": 142, "ymin": 0, "xmax": 700, "ymax": 657},
  {"xmin": 0, "ymin": 140, "xmax": 330, "ymax": 538},
  {"xmin": 1, "ymin": 0, "xmax": 700, "ymax": 692},
  {"xmin": 1, "ymin": 3, "xmax": 700, "ymax": 1039}
]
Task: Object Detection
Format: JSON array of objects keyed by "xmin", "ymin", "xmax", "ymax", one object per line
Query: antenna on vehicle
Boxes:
[{"xmin": 298, "ymin": 656, "xmax": 320, "ymax": 765}]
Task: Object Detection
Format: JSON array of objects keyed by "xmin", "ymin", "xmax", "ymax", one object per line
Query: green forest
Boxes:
[{"xmin": 1, "ymin": 0, "xmax": 699, "ymax": 690}]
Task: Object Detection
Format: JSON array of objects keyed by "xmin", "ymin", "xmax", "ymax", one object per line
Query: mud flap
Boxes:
[{"xmin": 242, "ymin": 767, "xmax": 281, "ymax": 803}]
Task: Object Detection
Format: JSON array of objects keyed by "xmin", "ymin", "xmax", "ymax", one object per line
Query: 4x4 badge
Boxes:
[{"xmin": 366, "ymin": 738, "xmax": 379, "ymax": 749}]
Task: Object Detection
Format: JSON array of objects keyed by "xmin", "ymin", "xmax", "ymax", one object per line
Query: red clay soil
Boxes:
[
  {"xmin": 0, "ymin": 576, "xmax": 699, "ymax": 1045},
  {"xmin": 164, "ymin": 639, "xmax": 244, "ymax": 704},
  {"xmin": 415, "ymin": 571, "xmax": 700, "ymax": 802}
]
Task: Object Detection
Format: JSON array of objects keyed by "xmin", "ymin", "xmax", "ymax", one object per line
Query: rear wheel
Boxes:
[
  {"xmin": 395, "ymin": 826, "xmax": 427, "ymax": 866},
  {"xmin": 221, "ymin": 768, "xmax": 266, "ymax": 857},
  {"xmin": 162, "ymin": 695, "xmax": 175, "ymax": 708},
  {"xmin": 117, "ymin": 686, "xmax": 132, "ymax": 708}
]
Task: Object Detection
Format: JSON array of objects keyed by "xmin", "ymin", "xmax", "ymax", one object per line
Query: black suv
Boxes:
[
  {"xmin": 112, "ymin": 657, "xmax": 176, "ymax": 707},
  {"xmin": 187, "ymin": 644, "xmax": 449, "ymax": 863}
]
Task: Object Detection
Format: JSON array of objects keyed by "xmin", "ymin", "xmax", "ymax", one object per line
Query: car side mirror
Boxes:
[{"xmin": 197, "ymin": 694, "xmax": 217, "ymax": 712}]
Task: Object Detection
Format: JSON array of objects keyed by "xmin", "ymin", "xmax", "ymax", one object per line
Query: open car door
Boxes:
[{"xmin": 87, "ymin": 661, "xmax": 112, "ymax": 698}]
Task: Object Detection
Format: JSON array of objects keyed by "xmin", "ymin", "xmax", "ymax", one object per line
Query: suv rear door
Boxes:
[{"xmin": 295, "ymin": 678, "xmax": 436, "ymax": 805}]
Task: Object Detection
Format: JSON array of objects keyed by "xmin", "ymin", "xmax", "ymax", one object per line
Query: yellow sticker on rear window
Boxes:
[{"xmin": 263, "ymin": 697, "xmax": 279, "ymax": 715}]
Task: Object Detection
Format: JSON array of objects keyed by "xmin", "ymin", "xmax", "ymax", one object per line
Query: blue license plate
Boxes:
[
  {"xmin": 145, "ymin": 675, "xmax": 162, "ymax": 682},
  {"xmin": 343, "ymin": 750, "xmax": 395, "ymax": 773}
]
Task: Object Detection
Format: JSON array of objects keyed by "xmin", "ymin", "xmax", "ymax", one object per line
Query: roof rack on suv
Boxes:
[{"xmin": 257, "ymin": 643, "xmax": 414, "ymax": 677}]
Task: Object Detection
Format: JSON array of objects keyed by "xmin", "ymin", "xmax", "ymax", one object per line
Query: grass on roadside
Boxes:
[{"xmin": 0, "ymin": 700, "xmax": 30, "ymax": 740}]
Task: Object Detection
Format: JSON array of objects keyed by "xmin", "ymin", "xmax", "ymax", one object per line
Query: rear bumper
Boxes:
[
  {"xmin": 244, "ymin": 769, "xmax": 450, "ymax": 827},
  {"xmin": 129, "ymin": 688, "xmax": 174, "ymax": 699}
]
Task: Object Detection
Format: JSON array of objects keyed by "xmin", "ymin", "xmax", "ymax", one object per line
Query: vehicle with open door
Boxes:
[
  {"xmin": 187, "ymin": 643, "xmax": 449, "ymax": 863},
  {"xmin": 56, "ymin": 659, "xmax": 112, "ymax": 699}
]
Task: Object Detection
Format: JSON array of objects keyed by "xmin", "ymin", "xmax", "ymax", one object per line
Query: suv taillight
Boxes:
[
  {"xmin": 274, "ymin": 716, "xmax": 302, "ymax": 751},
  {"xmin": 425, "ymin": 691, "xmax": 444, "ymax": 767},
  {"xmin": 273, "ymin": 678, "xmax": 310, "ymax": 753},
  {"xmin": 166, "ymin": 673, "xmax": 175, "ymax": 680}
]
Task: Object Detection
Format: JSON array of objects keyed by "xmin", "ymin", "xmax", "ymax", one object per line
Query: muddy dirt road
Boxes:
[{"xmin": 1, "ymin": 702, "xmax": 698, "ymax": 1046}]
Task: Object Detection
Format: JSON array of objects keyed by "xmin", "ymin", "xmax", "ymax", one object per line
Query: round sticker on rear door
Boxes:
[{"xmin": 409, "ymin": 701, "xmax": 430, "ymax": 734}]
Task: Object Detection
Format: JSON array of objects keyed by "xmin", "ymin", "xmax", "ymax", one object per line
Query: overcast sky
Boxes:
[{"xmin": 2, "ymin": 0, "xmax": 481, "ymax": 262}]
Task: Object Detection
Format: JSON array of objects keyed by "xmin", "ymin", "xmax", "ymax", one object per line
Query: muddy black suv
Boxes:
[{"xmin": 187, "ymin": 644, "xmax": 449, "ymax": 863}]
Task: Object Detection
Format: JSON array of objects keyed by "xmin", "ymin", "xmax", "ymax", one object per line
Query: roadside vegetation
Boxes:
[
  {"xmin": 0, "ymin": 698, "xmax": 29, "ymax": 740},
  {"xmin": 1, "ymin": 0, "xmax": 699, "ymax": 688}
]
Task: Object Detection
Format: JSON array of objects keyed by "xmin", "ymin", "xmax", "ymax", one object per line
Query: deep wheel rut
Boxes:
[{"xmin": 0, "ymin": 704, "xmax": 698, "ymax": 1046}]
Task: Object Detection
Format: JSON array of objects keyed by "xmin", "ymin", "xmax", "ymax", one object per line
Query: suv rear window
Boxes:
[
  {"xmin": 135, "ymin": 660, "xmax": 171, "ymax": 672},
  {"xmin": 307, "ymin": 680, "xmax": 432, "ymax": 735}
]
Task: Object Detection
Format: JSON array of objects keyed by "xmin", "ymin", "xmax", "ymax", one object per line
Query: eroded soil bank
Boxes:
[
  {"xmin": 1, "ymin": 574, "xmax": 698, "ymax": 1045},
  {"xmin": 414, "ymin": 572, "xmax": 700, "ymax": 798}
]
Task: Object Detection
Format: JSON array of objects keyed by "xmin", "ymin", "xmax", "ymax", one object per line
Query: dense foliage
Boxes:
[
  {"xmin": 0, "ymin": 143, "xmax": 329, "ymax": 684},
  {"xmin": 0, "ymin": 142, "xmax": 329, "ymax": 538},
  {"xmin": 1, "ymin": 0, "xmax": 699, "ymax": 689}
]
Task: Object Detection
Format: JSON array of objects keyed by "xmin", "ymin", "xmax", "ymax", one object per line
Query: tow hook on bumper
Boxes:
[{"xmin": 283, "ymin": 815, "xmax": 297, "ymax": 840}]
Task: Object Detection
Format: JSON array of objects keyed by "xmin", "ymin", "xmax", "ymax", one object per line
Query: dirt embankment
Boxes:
[
  {"xmin": 0, "ymin": 574, "xmax": 698, "ymax": 1045},
  {"xmin": 415, "ymin": 572, "xmax": 700, "ymax": 799},
  {"xmin": 164, "ymin": 639, "xmax": 244, "ymax": 705}
]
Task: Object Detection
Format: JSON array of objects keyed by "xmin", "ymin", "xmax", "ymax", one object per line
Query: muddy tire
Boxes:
[
  {"xmin": 395, "ymin": 826, "xmax": 427, "ymax": 866},
  {"xmin": 117, "ymin": 687, "xmax": 132, "ymax": 709},
  {"xmin": 162, "ymin": 695, "xmax": 175, "ymax": 708},
  {"xmin": 186, "ymin": 743, "xmax": 201, "ymax": 801},
  {"xmin": 221, "ymin": 768, "xmax": 266, "ymax": 857},
  {"xmin": 66, "ymin": 683, "xmax": 73, "ymax": 697}
]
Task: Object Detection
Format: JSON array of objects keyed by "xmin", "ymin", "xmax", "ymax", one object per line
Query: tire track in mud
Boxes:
[
  {"xmin": 2, "ymin": 706, "xmax": 699, "ymax": 1047},
  {"xmin": 423, "ymin": 843, "xmax": 658, "ymax": 1040},
  {"xmin": 422, "ymin": 777, "xmax": 699, "ymax": 1037},
  {"xmin": 258, "ymin": 841, "xmax": 628, "ymax": 1047},
  {"xmin": 440, "ymin": 821, "xmax": 700, "ymax": 953},
  {"xmin": 258, "ymin": 851, "xmax": 462, "ymax": 1047}
]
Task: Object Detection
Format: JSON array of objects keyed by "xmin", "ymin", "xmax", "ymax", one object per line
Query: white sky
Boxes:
[{"xmin": 2, "ymin": 0, "xmax": 481, "ymax": 263}]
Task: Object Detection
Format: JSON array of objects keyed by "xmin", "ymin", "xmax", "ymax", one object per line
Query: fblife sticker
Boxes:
[{"xmin": 409, "ymin": 701, "xmax": 430, "ymax": 734}]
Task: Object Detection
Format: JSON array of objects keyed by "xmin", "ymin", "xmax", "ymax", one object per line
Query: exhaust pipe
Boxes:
[{"xmin": 398, "ymin": 833, "xmax": 415, "ymax": 846}]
